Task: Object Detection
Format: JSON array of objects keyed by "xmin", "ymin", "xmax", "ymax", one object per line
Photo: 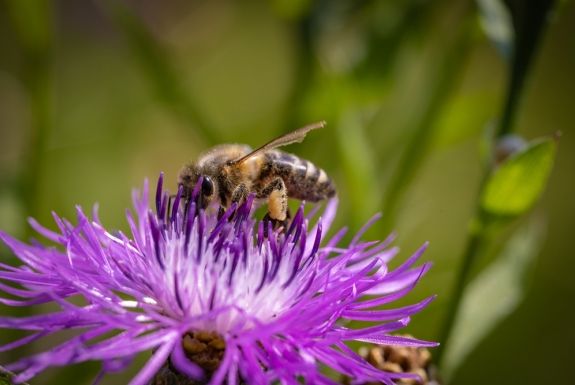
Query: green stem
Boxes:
[
  {"xmin": 436, "ymin": 1, "xmax": 557, "ymax": 371},
  {"xmin": 5, "ymin": 0, "xmax": 53, "ymax": 235},
  {"xmin": 280, "ymin": 12, "xmax": 314, "ymax": 133},
  {"xmin": 381, "ymin": 1, "xmax": 474, "ymax": 231},
  {"xmin": 97, "ymin": 0, "xmax": 218, "ymax": 145},
  {"xmin": 435, "ymin": 213, "xmax": 485, "ymax": 363},
  {"xmin": 3, "ymin": 0, "xmax": 53, "ymax": 366},
  {"xmin": 21, "ymin": 56, "xmax": 51, "ymax": 225},
  {"xmin": 498, "ymin": 0, "xmax": 556, "ymax": 137}
]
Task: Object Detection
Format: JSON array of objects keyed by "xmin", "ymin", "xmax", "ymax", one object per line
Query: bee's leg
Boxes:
[
  {"xmin": 262, "ymin": 209, "xmax": 292, "ymax": 237},
  {"xmin": 217, "ymin": 195, "xmax": 228, "ymax": 220},
  {"xmin": 227, "ymin": 184, "xmax": 249, "ymax": 220},
  {"xmin": 260, "ymin": 178, "xmax": 289, "ymax": 233},
  {"xmin": 231, "ymin": 184, "xmax": 249, "ymax": 205}
]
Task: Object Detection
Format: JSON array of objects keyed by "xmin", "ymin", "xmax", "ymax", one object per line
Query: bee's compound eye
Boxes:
[{"xmin": 202, "ymin": 176, "xmax": 214, "ymax": 196}]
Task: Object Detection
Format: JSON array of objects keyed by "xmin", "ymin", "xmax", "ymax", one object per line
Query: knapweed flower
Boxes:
[{"xmin": 0, "ymin": 174, "xmax": 436, "ymax": 385}]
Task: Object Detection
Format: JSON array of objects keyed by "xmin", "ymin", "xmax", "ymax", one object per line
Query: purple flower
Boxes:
[{"xmin": 0, "ymin": 174, "xmax": 436, "ymax": 385}]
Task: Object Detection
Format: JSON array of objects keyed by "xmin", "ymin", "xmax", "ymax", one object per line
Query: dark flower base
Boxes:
[{"xmin": 345, "ymin": 339, "xmax": 442, "ymax": 385}]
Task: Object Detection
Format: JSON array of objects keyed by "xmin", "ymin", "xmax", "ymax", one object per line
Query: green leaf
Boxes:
[
  {"xmin": 441, "ymin": 215, "xmax": 546, "ymax": 381},
  {"xmin": 481, "ymin": 138, "xmax": 556, "ymax": 217}
]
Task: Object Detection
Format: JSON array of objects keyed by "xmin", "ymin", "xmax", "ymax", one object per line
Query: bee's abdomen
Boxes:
[{"xmin": 261, "ymin": 151, "xmax": 335, "ymax": 202}]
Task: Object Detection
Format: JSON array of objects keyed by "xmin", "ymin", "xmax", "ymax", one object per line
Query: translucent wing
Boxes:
[{"xmin": 231, "ymin": 121, "xmax": 326, "ymax": 165}]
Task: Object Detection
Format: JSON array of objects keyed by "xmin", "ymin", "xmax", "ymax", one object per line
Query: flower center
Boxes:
[
  {"xmin": 151, "ymin": 331, "xmax": 227, "ymax": 385},
  {"xmin": 182, "ymin": 331, "xmax": 226, "ymax": 373}
]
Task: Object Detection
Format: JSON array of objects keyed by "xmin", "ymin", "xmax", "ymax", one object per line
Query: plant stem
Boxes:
[
  {"xmin": 436, "ymin": 1, "xmax": 557, "ymax": 370},
  {"xmin": 5, "ymin": 0, "xmax": 53, "ymax": 236},
  {"xmin": 434, "ymin": 213, "xmax": 485, "ymax": 362},
  {"xmin": 97, "ymin": 0, "xmax": 218, "ymax": 145},
  {"xmin": 2, "ymin": 0, "xmax": 53, "ymax": 367},
  {"xmin": 280, "ymin": 10, "xmax": 314, "ymax": 133},
  {"xmin": 498, "ymin": 0, "xmax": 556, "ymax": 137},
  {"xmin": 381, "ymin": 1, "xmax": 474, "ymax": 231}
]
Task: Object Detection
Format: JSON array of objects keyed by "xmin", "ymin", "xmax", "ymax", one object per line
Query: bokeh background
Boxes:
[{"xmin": 0, "ymin": 0, "xmax": 573, "ymax": 384}]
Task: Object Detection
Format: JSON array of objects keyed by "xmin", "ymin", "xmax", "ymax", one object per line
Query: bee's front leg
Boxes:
[
  {"xmin": 259, "ymin": 177, "xmax": 289, "ymax": 233},
  {"xmin": 217, "ymin": 206, "xmax": 226, "ymax": 220},
  {"xmin": 231, "ymin": 184, "xmax": 249, "ymax": 206},
  {"xmin": 223, "ymin": 184, "xmax": 249, "ymax": 220}
]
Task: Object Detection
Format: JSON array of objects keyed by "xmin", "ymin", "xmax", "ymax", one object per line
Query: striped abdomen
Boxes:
[{"xmin": 259, "ymin": 150, "xmax": 335, "ymax": 202}]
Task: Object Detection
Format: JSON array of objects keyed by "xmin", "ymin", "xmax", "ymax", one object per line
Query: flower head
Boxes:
[{"xmin": 0, "ymin": 174, "xmax": 436, "ymax": 385}]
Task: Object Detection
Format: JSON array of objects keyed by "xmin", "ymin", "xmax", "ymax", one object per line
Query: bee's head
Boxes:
[{"xmin": 178, "ymin": 164, "xmax": 217, "ymax": 209}]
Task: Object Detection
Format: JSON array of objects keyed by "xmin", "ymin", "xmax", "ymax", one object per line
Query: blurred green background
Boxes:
[{"xmin": 0, "ymin": 0, "xmax": 573, "ymax": 384}]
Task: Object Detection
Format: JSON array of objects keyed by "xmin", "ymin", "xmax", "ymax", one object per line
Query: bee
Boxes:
[{"xmin": 178, "ymin": 121, "xmax": 336, "ymax": 228}]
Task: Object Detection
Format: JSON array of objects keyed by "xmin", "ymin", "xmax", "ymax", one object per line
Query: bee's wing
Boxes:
[{"xmin": 232, "ymin": 121, "xmax": 326, "ymax": 165}]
